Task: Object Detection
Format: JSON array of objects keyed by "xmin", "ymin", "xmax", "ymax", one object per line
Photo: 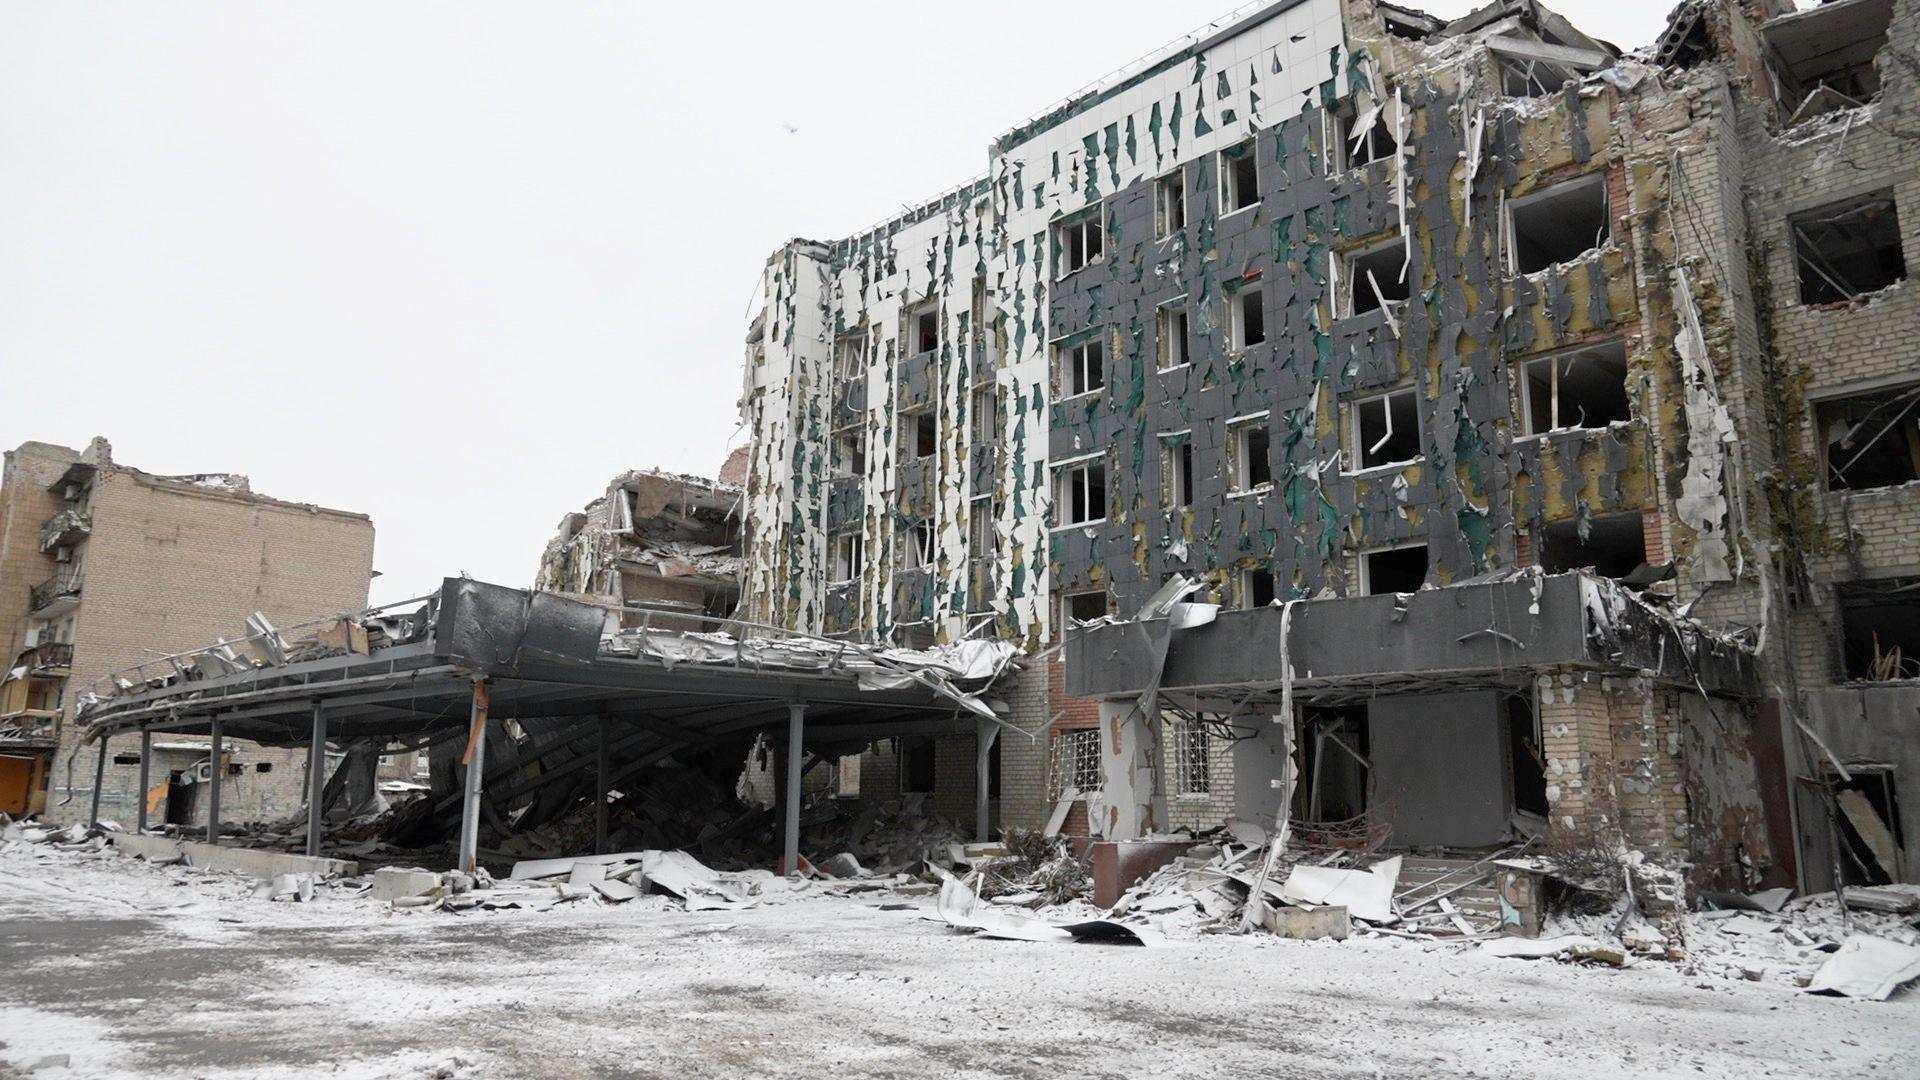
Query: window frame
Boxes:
[
  {"xmin": 1228, "ymin": 413, "xmax": 1274, "ymax": 494},
  {"xmin": 831, "ymin": 531, "xmax": 865, "ymax": 584},
  {"xmin": 970, "ymin": 384, "xmax": 1000, "ymax": 444},
  {"xmin": 1156, "ymin": 168, "xmax": 1187, "ymax": 237},
  {"xmin": 1334, "ymin": 236, "xmax": 1412, "ymax": 319},
  {"xmin": 1055, "ymin": 337, "xmax": 1107, "ymax": 399},
  {"xmin": 1358, "ymin": 543, "xmax": 1430, "ymax": 596},
  {"xmin": 1054, "ymin": 455, "xmax": 1108, "ymax": 528},
  {"xmin": 1056, "ymin": 210, "xmax": 1107, "ymax": 278},
  {"xmin": 1229, "ymin": 284, "xmax": 1267, "ymax": 351},
  {"xmin": 1517, "ymin": 338, "xmax": 1632, "ymax": 437},
  {"xmin": 1157, "ymin": 298, "xmax": 1190, "ymax": 370},
  {"xmin": 1345, "ymin": 388, "xmax": 1423, "ymax": 473},
  {"xmin": 1162, "ymin": 434, "xmax": 1195, "ymax": 508},
  {"xmin": 898, "ymin": 520, "xmax": 936, "ymax": 571},
  {"xmin": 1218, "ymin": 138, "xmax": 1262, "ymax": 215}
]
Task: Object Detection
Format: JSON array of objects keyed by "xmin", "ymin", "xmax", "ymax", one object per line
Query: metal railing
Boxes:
[
  {"xmin": 29, "ymin": 570, "xmax": 82, "ymax": 613},
  {"xmin": 38, "ymin": 509, "xmax": 91, "ymax": 552},
  {"xmin": 26, "ymin": 641, "xmax": 74, "ymax": 672}
]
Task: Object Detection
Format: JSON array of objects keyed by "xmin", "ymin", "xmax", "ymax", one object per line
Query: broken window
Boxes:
[
  {"xmin": 1361, "ymin": 545, "xmax": 1428, "ymax": 595},
  {"xmin": 1792, "ymin": 193, "xmax": 1907, "ymax": 304},
  {"xmin": 1230, "ymin": 418, "xmax": 1273, "ymax": 491},
  {"xmin": 1508, "ymin": 173, "xmax": 1611, "ymax": 274},
  {"xmin": 1057, "ymin": 338, "xmax": 1105, "ymax": 397},
  {"xmin": 1332, "ymin": 99, "xmax": 1397, "ymax": 170},
  {"xmin": 1764, "ymin": 0, "xmax": 1893, "ymax": 124},
  {"xmin": 833, "ymin": 532, "xmax": 864, "ymax": 582},
  {"xmin": 903, "ymin": 410, "xmax": 936, "ymax": 459},
  {"xmin": 1242, "ymin": 566, "xmax": 1277, "ymax": 608},
  {"xmin": 1056, "ymin": 459, "xmax": 1107, "ymax": 526},
  {"xmin": 1347, "ymin": 389, "xmax": 1421, "ymax": 471},
  {"xmin": 970, "ymin": 385, "xmax": 999, "ymax": 444},
  {"xmin": 1340, "ymin": 238, "xmax": 1410, "ymax": 317},
  {"xmin": 1164, "ymin": 438, "xmax": 1194, "ymax": 508},
  {"xmin": 1488, "ymin": 35, "xmax": 1609, "ymax": 97},
  {"xmin": 1057, "ymin": 211, "xmax": 1105, "ymax": 276},
  {"xmin": 1167, "ymin": 716, "xmax": 1211, "ymax": 797},
  {"xmin": 1064, "ymin": 590, "xmax": 1109, "ymax": 625},
  {"xmin": 1538, "ymin": 512, "xmax": 1649, "ymax": 581},
  {"xmin": 833, "ymin": 333, "xmax": 867, "ymax": 383},
  {"xmin": 900, "ymin": 737, "xmax": 936, "ymax": 795},
  {"xmin": 968, "ymin": 497, "xmax": 996, "ymax": 554},
  {"xmin": 1827, "ymin": 765, "xmax": 1905, "ymax": 886},
  {"xmin": 1156, "ymin": 169, "xmax": 1187, "ymax": 237},
  {"xmin": 913, "ymin": 304, "xmax": 940, "ymax": 355},
  {"xmin": 1817, "ymin": 383, "xmax": 1920, "ymax": 491},
  {"xmin": 1520, "ymin": 339, "xmax": 1631, "ymax": 434},
  {"xmin": 833, "ymin": 429, "xmax": 866, "ymax": 477},
  {"xmin": 1230, "ymin": 284, "xmax": 1266, "ymax": 350},
  {"xmin": 898, "ymin": 521, "xmax": 935, "ymax": 571},
  {"xmin": 1507, "ymin": 694, "xmax": 1548, "ymax": 817},
  {"xmin": 1157, "ymin": 301, "xmax": 1189, "ymax": 368},
  {"xmin": 1296, "ymin": 705, "xmax": 1369, "ymax": 822},
  {"xmin": 1050, "ymin": 726, "xmax": 1103, "ymax": 799},
  {"xmin": 1837, "ymin": 578, "xmax": 1920, "ymax": 681},
  {"xmin": 1219, "ymin": 138, "xmax": 1260, "ymax": 214}
]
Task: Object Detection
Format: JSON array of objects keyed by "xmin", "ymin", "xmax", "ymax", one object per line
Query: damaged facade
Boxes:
[
  {"xmin": 740, "ymin": 0, "xmax": 1920, "ymax": 908},
  {"xmin": 0, "ymin": 438, "xmax": 376, "ymax": 825}
]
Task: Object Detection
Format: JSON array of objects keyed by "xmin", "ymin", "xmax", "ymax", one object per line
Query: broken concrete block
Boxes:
[
  {"xmin": 819, "ymin": 852, "xmax": 865, "ymax": 878},
  {"xmin": 1263, "ymin": 903, "xmax": 1351, "ymax": 941},
  {"xmin": 593, "ymin": 878, "xmax": 641, "ymax": 902},
  {"xmin": 568, "ymin": 861, "xmax": 608, "ymax": 886},
  {"xmin": 371, "ymin": 867, "xmax": 441, "ymax": 902}
]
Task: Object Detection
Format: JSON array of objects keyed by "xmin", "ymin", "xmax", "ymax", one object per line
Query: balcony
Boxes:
[
  {"xmin": 38, "ymin": 509, "xmax": 90, "ymax": 553},
  {"xmin": 25, "ymin": 641, "xmax": 74, "ymax": 674},
  {"xmin": 29, "ymin": 570, "xmax": 82, "ymax": 615},
  {"xmin": 0, "ymin": 708, "xmax": 60, "ymax": 747}
]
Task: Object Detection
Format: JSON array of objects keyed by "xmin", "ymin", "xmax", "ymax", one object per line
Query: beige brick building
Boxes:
[{"xmin": 0, "ymin": 437, "xmax": 374, "ymax": 825}]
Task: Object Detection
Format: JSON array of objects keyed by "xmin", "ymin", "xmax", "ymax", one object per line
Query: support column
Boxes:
[
  {"xmin": 783, "ymin": 701, "xmax": 805, "ymax": 876},
  {"xmin": 136, "ymin": 730, "xmax": 152, "ymax": 833},
  {"xmin": 305, "ymin": 700, "xmax": 327, "ymax": 857},
  {"xmin": 206, "ymin": 716, "xmax": 224, "ymax": 844},
  {"xmin": 594, "ymin": 714, "xmax": 611, "ymax": 856},
  {"xmin": 974, "ymin": 718, "xmax": 1000, "ymax": 843},
  {"xmin": 456, "ymin": 679, "xmax": 489, "ymax": 874},
  {"xmin": 88, "ymin": 736, "xmax": 108, "ymax": 828}
]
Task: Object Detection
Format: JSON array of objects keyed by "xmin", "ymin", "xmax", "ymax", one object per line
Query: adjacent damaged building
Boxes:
[{"xmin": 740, "ymin": 0, "xmax": 1920, "ymax": 906}]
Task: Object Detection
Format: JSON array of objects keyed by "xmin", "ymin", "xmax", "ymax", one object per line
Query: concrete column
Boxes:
[
  {"xmin": 136, "ymin": 730, "xmax": 152, "ymax": 832},
  {"xmin": 974, "ymin": 718, "xmax": 999, "ymax": 842},
  {"xmin": 783, "ymin": 701, "xmax": 805, "ymax": 875},
  {"xmin": 88, "ymin": 736, "xmax": 108, "ymax": 828},
  {"xmin": 456, "ymin": 680, "xmax": 490, "ymax": 874},
  {"xmin": 305, "ymin": 701, "xmax": 327, "ymax": 857},
  {"xmin": 207, "ymin": 716, "xmax": 224, "ymax": 845},
  {"xmin": 594, "ymin": 715, "xmax": 611, "ymax": 856},
  {"xmin": 1096, "ymin": 701, "xmax": 1162, "ymax": 840}
]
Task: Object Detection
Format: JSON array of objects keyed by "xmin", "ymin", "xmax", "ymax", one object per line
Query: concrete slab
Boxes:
[
  {"xmin": 370, "ymin": 867, "xmax": 441, "ymax": 901},
  {"xmin": 110, "ymin": 833, "xmax": 357, "ymax": 881}
]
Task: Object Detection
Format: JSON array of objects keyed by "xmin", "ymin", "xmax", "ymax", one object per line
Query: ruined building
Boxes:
[
  {"xmin": 738, "ymin": 0, "xmax": 1920, "ymax": 904},
  {"xmin": 0, "ymin": 438, "xmax": 375, "ymax": 823}
]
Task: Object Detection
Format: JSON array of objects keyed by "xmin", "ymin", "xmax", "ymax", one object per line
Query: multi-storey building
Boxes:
[
  {"xmin": 741, "ymin": 0, "xmax": 1919, "ymax": 902},
  {"xmin": 0, "ymin": 438, "xmax": 375, "ymax": 824}
]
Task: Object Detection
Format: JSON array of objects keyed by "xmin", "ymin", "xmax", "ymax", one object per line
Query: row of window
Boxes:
[{"xmin": 829, "ymin": 497, "xmax": 1000, "ymax": 584}]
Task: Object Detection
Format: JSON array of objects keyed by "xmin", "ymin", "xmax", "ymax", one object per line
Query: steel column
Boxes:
[
  {"xmin": 974, "ymin": 717, "xmax": 999, "ymax": 843},
  {"xmin": 594, "ymin": 714, "xmax": 611, "ymax": 856},
  {"xmin": 207, "ymin": 715, "xmax": 223, "ymax": 845},
  {"xmin": 783, "ymin": 701, "xmax": 805, "ymax": 876},
  {"xmin": 88, "ymin": 737, "xmax": 108, "ymax": 828},
  {"xmin": 305, "ymin": 700, "xmax": 328, "ymax": 857},
  {"xmin": 456, "ymin": 680, "xmax": 490, "ymax": 874},
  {"xmin": 136, "ymin": 730, "xmax": 152, "ymax": 832}
]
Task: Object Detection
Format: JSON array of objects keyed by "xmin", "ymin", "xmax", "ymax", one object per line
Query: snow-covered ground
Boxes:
[{"xmin": 1, "ymin": 839, "xmax": 1916, "ymax": 1080}]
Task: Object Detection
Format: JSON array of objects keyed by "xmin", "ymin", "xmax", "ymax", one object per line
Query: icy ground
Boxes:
[{"xmin": 1, "ymin": 842, "xmax": 1916, "ymax": 1079}]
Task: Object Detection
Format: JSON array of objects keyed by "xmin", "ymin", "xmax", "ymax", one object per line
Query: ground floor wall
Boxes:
[
  {"xmin": 43, "ymin": 731, "xmax": 309, "ymax": 829},
  {"xmin": 1799, "ymin": 684, "xmax": 1919, "ymax": 891}
]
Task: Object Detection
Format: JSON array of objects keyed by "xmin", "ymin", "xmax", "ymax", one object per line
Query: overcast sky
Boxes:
[{"xmin": 2, "ymin": 0, "xmax": 1681, "ymax": 607}]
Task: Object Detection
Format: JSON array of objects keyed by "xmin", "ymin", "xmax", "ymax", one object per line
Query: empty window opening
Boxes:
[
  {"xmin": 1220, "ymin": 139, "xmax": 1261, "ymax": 213},
  {"xmin": 1333, "ymin": 100, "xmax": 1397, "ymax": 170},
  {"xmin": 834, "ymin": 334, "xmax": 867, "ymax": 383},
  {"xmin": 912, "ymin": 305, "xmax": 940, "ymax": 355},
  {"xmin": 900, "ymin": 737, "xmax": 937, "ymax": 795},
  {"xmin": 1521, "ymin": 339, "xmax": 1631, "ymax": 434},
  {"xmin": 1058, "ymin": 212, "xmax": 1105, "ymax": 276},
  {"xmin": 1166, "ymin": 440, "xmax": 1195, "ymax": 507},
  {"xmin": 1509, "ymin": 174, "xmax": 1611, "ymax": 274},
  {"xmin": 1764, "ymin": 0, "xmax": 1893, "ymax": 124},
  {"xmin": 1342, "ymin": 239, "xmax": 1411, "ymax": 316},
  {"xmin": 1507, "ymin": 693, "xmax": 1549, "ymax": 817},
  {"xmin": 1157, "ymin": 303, "xmax": 1190, "ymax": 368},
  {"xmin": 968, "ymin": 498, "xmax": 996, "ymax": 554},
  {"xmin": 1793, "ymin": 193, "xmax": 1907, "ymax": 304},
  {"xmin": 1826, "ymin": 766, "xmax": 1905, "ymax": 886},
  {"xmin": 1050, "ymin": 727, "xmax": 1103, "ymax": 800},
  {"xmin": 113, "ymin": 754, "xmax": 141, "ymax": 766},
  {"xmin": 1167, "ymin": 715, "xmax": 1212, "ymax": 797},
  {"xmin": 1057, "ymin": 460, "xmax": 1107, "ymax": 526},
  {"xmin": 1361, "ymin": 545, "xmax": 1428, "ymax": 595},
  {"xmin": 1837, "ymin": 578, "xmax": 1920, "ymax": 681},
  {"xmin": 1539, "ymin": 512, "xmax": 1649, "ymax": 581},
  {"xmin": 1064, "ymin": 590, "xmax": 1110, "ymax": 626},
  {"xmin": 833, "ymin": 532, "xmax": 864, "ymax": 582},
  {"xmin": 1231, "ymin": 420, "xmax": 1273, "ymax": 491},
  {"xmin": 1818, "ymin": 383, "xmax": 1920, "ymax": 491},
  {"xmin": 1231, "ymin": 286, "xmax": 1266, "ymax": 350},
  {"xmin": 1156, "ymin": 170, "xmax": 1187, "ymax": 236},
  {"xmin": 1059, "ymin": 339, "xmax": 1106, "ymax": 397},
  {"xmin": 833, "ymin": 429, "xmax": 866, "ymax": 477},
  {"xmin": 899, "ymin": 521, "xmax": 936, "ymax": 571},
  {"xmin": 970, "ymin": 385, "xmax": 999, "ymax": 443},
  {"xmin": 1243, "ymin": 567, "xmax": 1277, "ymax": 608},
  {"xmin": 1295, "ymin": 705, "xmax": 1369, "ymax": 823},
  {"xmin": 904, "ymin": 411, "xmax": 936, "ymax": 459},
  {"xmin": 1348, "ymin": 389, "xmax": 1421, "ymax": 471}
]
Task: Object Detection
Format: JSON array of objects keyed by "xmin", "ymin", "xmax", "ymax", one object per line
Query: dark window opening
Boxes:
[
  {"xmin": 1826, "ymin": 766, "xmax": 1904, "ymax": 886},
  {"xmin": 1334, "ymin": 101, "xmax": 1397, "ymax": 169},
  {"xmin": 901, "ymin": 738, "xmax": 936, "ymax": 794},
  {"xmin": 1351, "ymin": 389, "xmax": 1420, "ymax": 470},
  {"xmin": 113, "ymin": 754, "xmax": 141, "ymax": 766},
  {"xmin": 1221, "ymin": 140, "xmax": 1260, "ymax": 213},
  {"xmin": 834, "ymin": 532, "xmax": 864, "ymax": 581},
  {"xmin": 1065, "ymin": 590, "xmax": 1109, "ymax": 624},
  {"xmin": 915, "ymin": 307, "xmax": 940, "ymax": 354},
  {"xmin": 1157, "ymin": 171, "xmax": 1186, "ymax": 236},
  {"xmin": 255, "ymin": 762, "xmax": 272, "ymax": 774},
  {"xmin": 1522, "ymin": 340, "xmax": 1631, "ymax": 434},
  {"xmin": 1234, "ymin": 422, "xmax": 1273, "ymax": 490},
  {"xmin": 1507, "ymin": 694, "xmax": 1549, "ymax": 817},
  {"xmin": 988, "ymin": 736, "xmax": 1002, "ymax": 799},
  {"xmin": 1764, "ymin": 0, "xmax": 1893, "ymax": 124},
  {"xmin": 835, "ymin": 430, "xmax": 866, "ymax": 476},
  {"xmin": 1169, "ymin": 441, "xmax": 1194, "ymax": 507},
  {"xmin": 1233, "ymin": 287, "xmax": 1266, "ymax": 349},
  {"xmin": 1793, "ymin": 193, "xmax": 1907, "ymax": 305},
  {"xmin": 1060, "ymin": 214, "xmax": 1105, "ymax": 275},
  {"xmin": 1499, "ymin": 57, "xmax": 1581, "ymax": 97},
  {"xmin": 1346, "ymin": 240, "xmax": 1410, "ymax": 316},
  {"xmin": 900, "ymin": 521, "xmax": 935, "ymax": 571},
  {"xmin": 1158, "ymin": 304, "xmax": 1189, "ymax": 368},
  {"xmin": 1244, "ymin": 568, "xmax": 1277, "ymax": 608},
  {"xmin": 911, "ymin": 412, "xmax": 936, "ymax": 459},
  {"xmin": 1539, "ymin": 512, "xmax": 1650, "ymax": 582},
  {"xmin": 227, "ymin": 762, "xmax": 244, "ymax": 776},
  {"xmin": 1294, "ymin": 705, "xmax": 1369, "ymax": 822},
  {"xmin": 1818, "ymin": 384, "xmax": 1920, "ymax": 491},
  {"xmin": 1058, "ymin": 461, "xmax": 1107, "ymax": 526},
  {"xmin": 1363, "ymin": 545, "xmax": 1428, "ymax": 595},
  {"xmin": 1838, "ymin": 578, "xmax": 1920, "ymax": 681},
  {"xmin": 1510, "ymin": 174, "xmax": 1610, "ymax": 274},
  {"xmin": 1060, "ymin": 340, "xmax": 1105, "ymax": 397}
]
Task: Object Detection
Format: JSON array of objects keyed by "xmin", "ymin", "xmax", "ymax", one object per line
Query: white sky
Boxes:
[{"xmin": 0, "ymin": 0, "xmax": 1678, "ymax": 607}]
